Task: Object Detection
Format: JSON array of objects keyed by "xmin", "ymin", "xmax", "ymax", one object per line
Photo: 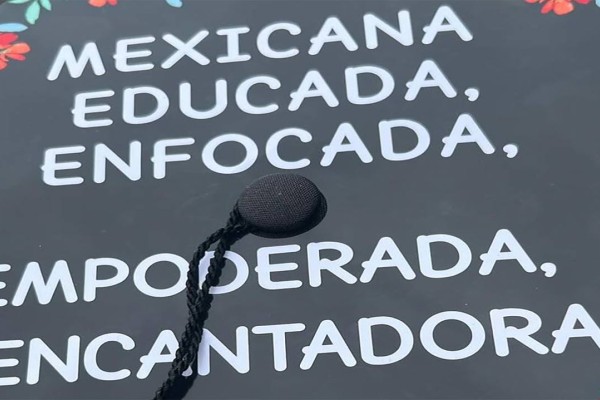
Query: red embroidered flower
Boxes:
[
  {"xmin": 525, "ymin": 0, "xmax": 591, "ymax": 15},
  {"xmin": 88, "ymin": 0, "xmax": 118, "ymax": 7},
  {"xmin": 0, "ymin": 33, "xmax": 31, "ymax": 71}
]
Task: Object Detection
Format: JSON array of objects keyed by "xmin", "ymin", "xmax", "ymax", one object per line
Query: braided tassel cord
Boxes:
[{"xmin": 153, "ymin": 209, "xmax": 248, "ymax": 400}]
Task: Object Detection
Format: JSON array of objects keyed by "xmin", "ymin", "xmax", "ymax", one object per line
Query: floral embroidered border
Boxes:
[
  {"xmin": 0, "ymin": 0, "xmax": 181, "ymax": 70},
  {"xmin": 0, "ymin": 0, "xmax": 598, "ymax": 71},
  {"xmin": 526, "ymin": 0, "xmax": 600, "ymax": 15}
]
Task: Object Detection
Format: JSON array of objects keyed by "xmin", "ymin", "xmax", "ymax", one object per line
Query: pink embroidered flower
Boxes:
[
  {"xmin": 0, "ymin": 33, "xmax": 31, "ymax": 71},
  {"xmin": 525, "ymin": 0, "xmax": 591, "ymax": 15},
  {"xmin": 88, "ymin": 0, "xmax": 118, "ymax": 7}
]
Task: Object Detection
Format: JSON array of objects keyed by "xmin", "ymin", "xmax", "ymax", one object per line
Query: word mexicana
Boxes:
[{"xmin": 47, "ymin": 5, "xmax": 472, "ymax": 82}]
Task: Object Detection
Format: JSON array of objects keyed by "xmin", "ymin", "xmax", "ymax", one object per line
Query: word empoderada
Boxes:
[{"xmin": 1, "ymin": 229, "xmax": 555, "ymax": 307}]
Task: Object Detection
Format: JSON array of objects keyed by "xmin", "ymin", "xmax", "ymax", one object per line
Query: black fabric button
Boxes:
[{"xmin": 236, "ymin": 173, "xmax": 327, "ymax": 238}]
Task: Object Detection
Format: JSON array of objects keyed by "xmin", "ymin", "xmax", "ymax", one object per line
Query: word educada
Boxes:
[{"xmin": 2, "ymin": 304, "xmax": 599, "ymax": 386}]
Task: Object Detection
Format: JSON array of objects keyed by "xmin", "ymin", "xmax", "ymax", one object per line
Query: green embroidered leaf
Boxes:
[
  {"xmin": 7, "ymin": 0, "xmax": 31, "ymax": 4},
  {"xmin": 39, "ymin": 0, "xmax": 51, "ymax": 11},
  {"xmin": 25, "ymin": 0, "xmax": 41, "ymax": 25},
  {"xmin": 165, "ymin": 0, "xmax": 183, "ymax": 7},
  {"xmin": 0, "ymin": 23, "xmax": 28, "ymax": 32}
]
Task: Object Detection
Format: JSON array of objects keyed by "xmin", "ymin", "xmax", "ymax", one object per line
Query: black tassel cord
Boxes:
[
  {"xmin": 152, "ymin": 174, "xmax": 328, "ymax": 399},
  {"xmin": 153, "ymin": 208, "xmax": 249, "ymax": 400}
]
